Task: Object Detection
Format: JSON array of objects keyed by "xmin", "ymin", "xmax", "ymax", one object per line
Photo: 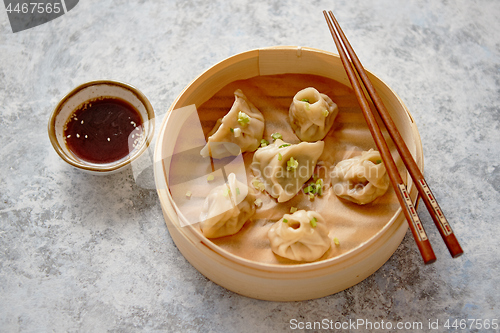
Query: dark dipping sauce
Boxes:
[{"xmin": 64, "ymin": 97, "xmax": 143, "ymax": 164}]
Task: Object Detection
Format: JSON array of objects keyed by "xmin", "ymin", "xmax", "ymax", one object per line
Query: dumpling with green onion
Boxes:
[
  {"xmin": 331, "ymin": 149, "xmax": 390, "ymax": 205},
  {"xmin": 289, "ymin": 87, "xmax": 338, "ymax": 142},
  {"xmin": 268, "ymin": 210, "xmax": 331, "ymax": 262},
  {"xmin": 199, "ymin": 173, "xmax": 256, "ymax": 238},
  {"xmin": 250, "ymin": 139, "xmax": 324, "ymax": 202},
  {"xmin": 200, "ymin": 89, "xmax": 265, "ymax": 159}
]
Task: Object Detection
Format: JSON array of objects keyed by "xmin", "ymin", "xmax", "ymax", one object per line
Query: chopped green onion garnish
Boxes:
[
  {"xmin": 290, "ymin": 207, "xmax": 297, "ymax": 213},
  {"xmin": 207, "ymin": 175, "xmax": 214, "ymax": 181},
  {"xmin": 223, "ymin": 188, "xmax": 231, "ymax": 197},
  {"xmin": 271, "ymin": 132, "xmax": 282, "ymax": 141},
  {"xmin": 279, "ymin": 144, "xmax": 291, "ymax": 148},
  {"xmin": 334, "ymin": 237, "xmax": 340, "ymax": 245},
  {"xmin": 185, "ymin": 190, "xmax": 192, "ymax": 198},
  {"xmin": 302, "ymin": 178, "xmax": 324, "ymax": 197},
  {"xmin": 252, "ymin": 178, "xmax": 265, "ymax": 192},
  {"xmin": 316, "ymin": 179, "xmax": 323, "ymax": 195},
  {"xmin": 300, "ymin": 98, "xmax": 309, "ymax": 102},
  {"xmin": 254, "ymin": 198, "xmax": 263, "ymax": 207},
  {"xmin": 260, "ymin": 139, "xmax": 269, "ymax": 147},
  {"xmin": 287, "ymin": 157, "xmax": 299, "ymax": 171},
  {"xmin": 375, "ymin": 159, "xmax": 382, "ymax": 164},
  {"xmin": 283, "ymin": 218, "xmax": 288, "ymax": 223},
  {"xmin": 238, "ymin": 111, "xmax": 250, "ymax": 126},
  {"xmin": 305, "ymin": 103, "xmax": 310, "ymax": 111},
  {"xmin": 310, "ymin": 217, "xmax": 318, "ymax": 228},
  {"xmin": 322, "ymin": 109, "xmax": 329, "ymax": 117},
  {"xmin": 278, "ymin": 153, "xmax": 282, "ymax": 161},
  {"xmin": 236, "ymin": 187, "xmax": 240, "ymax": 195},
  {"xmin": 230, "ymin": 128, "xmax": 234, "ymax": 132}
]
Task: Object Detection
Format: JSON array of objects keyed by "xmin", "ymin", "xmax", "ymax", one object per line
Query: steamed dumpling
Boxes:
[
  {"xmin": 289, "ymin": 87, "xmax": 338, "ymax": 142},
  {"xmin": 251, "ymin": 139, "xmax": 324, "ymax": 203},
  {"xmin": 200, "ymin": 89, "xmax": 265, "ymax": 158},
  {"xmin": 268, "ymin": 210, "xmax": 331, "ymax": 262},
  {"xmin": 331, "ymin": 149, "xmax": 390, "ymax": 205},
  {"xmin": 200, "ymin": 173, "xmax": 256, "ymax": 238}
]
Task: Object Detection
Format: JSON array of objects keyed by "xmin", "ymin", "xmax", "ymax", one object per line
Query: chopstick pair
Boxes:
[{"xmin": 323, "ymin": 10, "xmax": 463, "ymax": 264}]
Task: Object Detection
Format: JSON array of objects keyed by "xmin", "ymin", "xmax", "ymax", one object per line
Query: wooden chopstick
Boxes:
[
  {"xmin": 324, "ymin": 10, "xmax": 437, "ymax": 264},
  {"xmin": 325, "ymin": 11, "xmax": 463, "ymax": 259}
]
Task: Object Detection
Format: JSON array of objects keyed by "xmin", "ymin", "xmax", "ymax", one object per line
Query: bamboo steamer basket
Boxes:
[{"xmin": 153, "ymin": 46, "xmax": 423, "ymax": 301}]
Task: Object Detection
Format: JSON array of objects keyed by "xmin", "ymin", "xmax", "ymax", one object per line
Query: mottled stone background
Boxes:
[{"xmin": 0, "ymin": 0, "xmax": 498, "ymax": 332}]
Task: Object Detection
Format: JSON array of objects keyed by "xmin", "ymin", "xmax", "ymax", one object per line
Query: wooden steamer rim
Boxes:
[{"xmin": 154, "ymin": 46, "xmax": 423, "ymax": 300}]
